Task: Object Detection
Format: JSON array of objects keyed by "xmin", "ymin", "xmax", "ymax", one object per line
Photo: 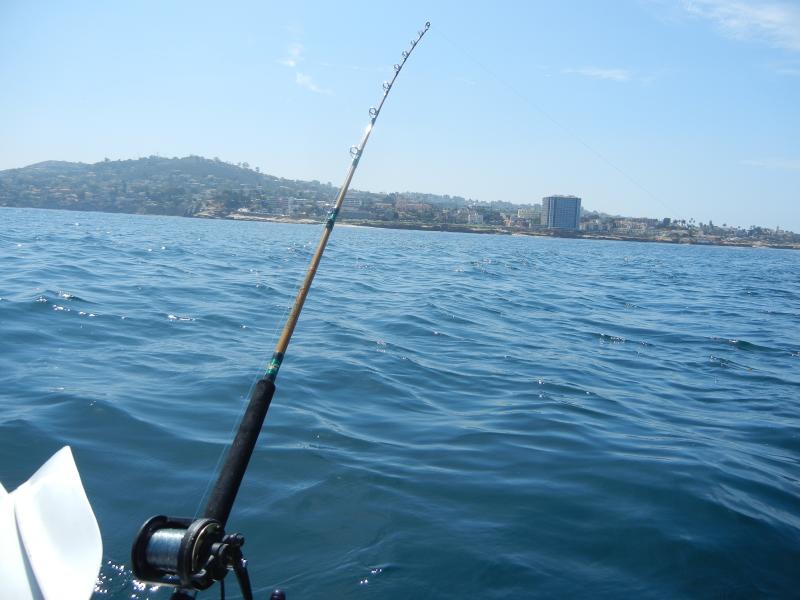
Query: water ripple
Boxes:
[{"xmin": 1, "ymin": 208, "xmax": 799, "ymax": 599}]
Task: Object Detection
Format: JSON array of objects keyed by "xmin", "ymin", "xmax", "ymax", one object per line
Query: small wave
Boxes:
[
  {"xmin": 57, "ymin": 290, "xmax": 87, "ymax": 302},
  {"xmin": 710, "ymin": 336, "xmax": 777, "ymax": 353},
  {"xmin": 708, "ymin": 355, "xmax": 756, "ymax": 371},
  {"xmin": 167, "ymin": 313, "xmax": 195, "ymax": 322},
  {"xmin": 599, "ymin": 333, "xmax": 626, "ymax": 344}
]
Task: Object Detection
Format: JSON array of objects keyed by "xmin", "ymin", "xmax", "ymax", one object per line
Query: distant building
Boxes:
[
  {"xmin": 467, "ymin": 210, "xmax": 484, "ymax": 225},
  {"xmin": 517, "ymin": 205, "xmax": 542, "ymax": 224},
  {"xmin": 344, "ymin": 196, "xmax": 363, "ymax": 208},
  {"xmin": 542, "ymin": 195, "xmax": 581, "ymax": 229}
]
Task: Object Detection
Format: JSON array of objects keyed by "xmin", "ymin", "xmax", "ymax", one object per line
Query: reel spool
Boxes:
[{"xmin": 131, "ymin": 515, "xmax": 265, "ymax": 599}]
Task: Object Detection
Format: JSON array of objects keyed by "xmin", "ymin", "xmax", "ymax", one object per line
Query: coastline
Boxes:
[
  {"xmin": 3, "ymin": 205, "xmax": 796, "ymax": 250},
  {"xmin": 227, "ymin": 212, "xmax": 800, "ymax": 250}
]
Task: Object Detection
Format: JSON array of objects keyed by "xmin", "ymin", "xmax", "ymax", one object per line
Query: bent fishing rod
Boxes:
[{"xmin": 131, "ymin": 21, "xmax": 430, "ymax": 600}]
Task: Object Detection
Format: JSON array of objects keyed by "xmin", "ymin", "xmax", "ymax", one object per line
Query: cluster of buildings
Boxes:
[
  {"xmin": 504, "ymin": 195, "xmax": 582, "ymax": 229},
  {"xmin": 248, "ymin": 193, "xmax": 587, "ymax": 230}
]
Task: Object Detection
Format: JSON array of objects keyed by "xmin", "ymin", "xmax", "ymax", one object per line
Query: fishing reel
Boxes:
[{"xmin": 132, "ymin": 515, "xmax": 284, "ymax": 600}]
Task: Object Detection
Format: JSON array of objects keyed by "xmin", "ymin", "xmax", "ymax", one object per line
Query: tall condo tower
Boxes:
[{"xmin": 542, "ymin": 195, "xmax": 581, "ymax": 229}]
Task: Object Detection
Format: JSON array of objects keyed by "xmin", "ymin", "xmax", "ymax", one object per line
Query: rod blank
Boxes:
[
  {"xmin": 265, "ymin": 20, "xmax": 431, "ymax": 383},
  {"xmin": 204, "ymin": 22, "xmax": 431, "ymax": 527}
]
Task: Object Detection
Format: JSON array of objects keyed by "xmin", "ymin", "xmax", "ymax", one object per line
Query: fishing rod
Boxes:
[{"xmin": 131, "ymin": 21, "xmax": 430, "ymax": 600}]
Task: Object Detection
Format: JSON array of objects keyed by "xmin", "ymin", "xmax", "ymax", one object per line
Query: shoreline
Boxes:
[
  {"xmin": 4, "ymin": 205, "xmax": 797, "ymax": 250},
  {"xmin": 227, "ymin": 212, "xmax": 800, "ymax": 250}
]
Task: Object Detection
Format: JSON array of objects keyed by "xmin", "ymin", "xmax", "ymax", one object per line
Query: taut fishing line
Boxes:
[
  {"xmin": 193, "ymin": 268, "xmax": 302, "ymax": 520},
  {"xmin": 132, "ymin": 22, "xmax": 431, "ymax": 600}
]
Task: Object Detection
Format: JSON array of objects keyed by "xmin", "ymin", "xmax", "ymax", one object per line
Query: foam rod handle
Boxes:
[{"xmin": 204, "ymin": 378, "xmax": 276, "ymax": 525}]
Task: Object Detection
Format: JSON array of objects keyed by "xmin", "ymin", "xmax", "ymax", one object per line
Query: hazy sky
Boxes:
[{"xmin": 1, "ymin": 1, "xmax": 798, "ymax": 229}]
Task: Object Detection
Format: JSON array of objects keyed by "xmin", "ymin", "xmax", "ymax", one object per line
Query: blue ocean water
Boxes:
[{"xmin": 1, "ymin": 207, "xmax": 799, "ymax": 599}]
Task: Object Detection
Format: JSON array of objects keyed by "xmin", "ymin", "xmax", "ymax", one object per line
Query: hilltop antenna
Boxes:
[{"xmin": 130, "ymin": 21, "xmax": 430, "ymax": 600}]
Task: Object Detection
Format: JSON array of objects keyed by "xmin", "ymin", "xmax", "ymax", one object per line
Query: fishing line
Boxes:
[
  {"xmin": 436, "ymin": 25, "xmax": 682, "ymax": 220},
  {"xmin": 132, "ymin": 23, "xmax": 432, "ymax": 600},
  {"xmin": 194, "ymin": 253, "xmax": 311, "ymax": 516},
  {"xmin": 193, "ymin": 260, "xmax": 307, "ymax": 519},
  {"xmin": 192, "ymin": 243, "xmax": 321, "ymax": 521}
]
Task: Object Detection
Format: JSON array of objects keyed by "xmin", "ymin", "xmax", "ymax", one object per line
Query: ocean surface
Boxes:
[{"xmin": 1, "ymin": 207, "xmax": 799, "ymax": 599}]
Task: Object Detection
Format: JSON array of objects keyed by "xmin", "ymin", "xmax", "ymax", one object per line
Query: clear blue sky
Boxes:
[{"xmin": 1, "ymin": 1, "xmax": 798, "ymax": 230}]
